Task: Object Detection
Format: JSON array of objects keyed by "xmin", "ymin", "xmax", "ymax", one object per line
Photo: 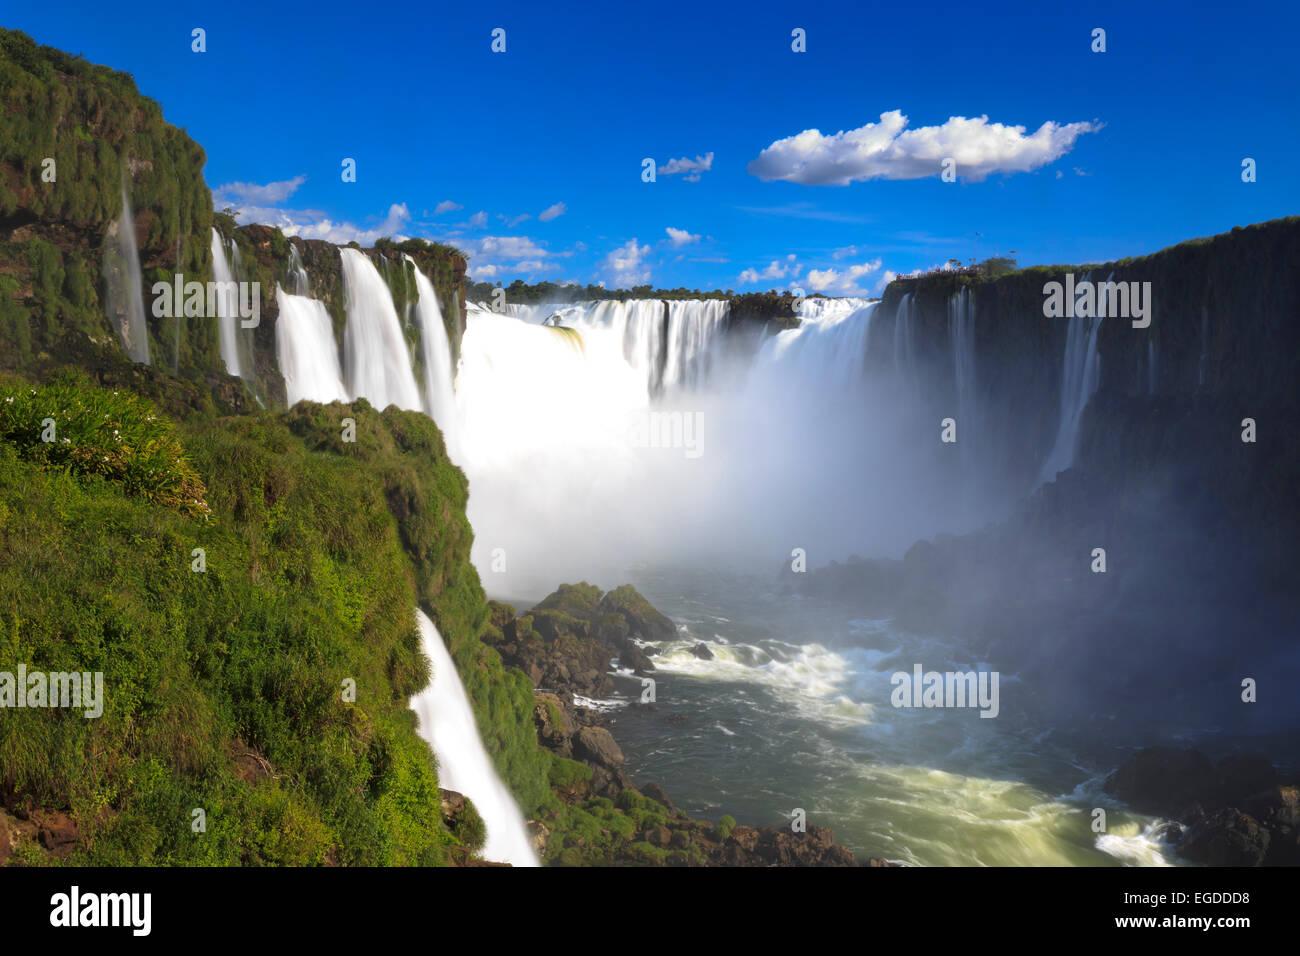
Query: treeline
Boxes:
[{"xmin": 466, "ymin": 277, "xmax": 735, "ymax": 305}]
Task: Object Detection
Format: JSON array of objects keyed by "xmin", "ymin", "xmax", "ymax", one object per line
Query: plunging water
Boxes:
[
  {"xmin": 410, "ymin": 609, "xmax": 538, "ymax": 867},
  {"xmin": 103, "ymin": 181, "xmax": 149, "ymax": 364}
]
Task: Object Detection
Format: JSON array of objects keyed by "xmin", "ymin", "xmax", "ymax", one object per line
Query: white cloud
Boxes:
[
  {"xmin": 602, "ymin": 239, "xmax": 651, "ymax": 287},
  {"xmin": 279, "ymin": 202, "xmax": 413, "ymax": 246},
  {"xmin": 738, "ymin": 254, "xmax": 800, "ymax": 285},
  {"xmin": 805, "ymin": 258, "xmax": 884, "ymax": 295},
  {"xmin": 659, "ymin": 152, "xmax": 714, "ymax": 182},
  {"xmin": 501, "ymin": 213, "xmax": 531, "ymax": 228},
  {"xmin": 464, "ymin": 236, "xmax": 559, "ymax": 282},
  {"xmin": 434, "ymin": 200, "xmax": 462, "ymax": 215},
  {"xmin": 467, "ymin": 211, "xmax": 488, "ymax": 228},
  {"xmin": 471, "ymin": 235, "xmax": 552, "ymax": 260},
  {"xmin": 538, "ymin": 202, "xmax": 567, "ymax": 222},
  {"xmin": 213, "ymin": 175, "xmax": 307, "ymax": 207},
  {"xmin": 748, "ymin": 110, "xmax": 1100, "ymax": 185},
  {"xmin": 666, "ymin": 227, "xmax": 701, "ymax": 247}
]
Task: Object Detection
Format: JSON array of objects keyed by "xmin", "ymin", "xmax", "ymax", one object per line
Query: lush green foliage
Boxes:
[
  {"xmin": 0, "ymin": 28, "xmax": 217, "ymax": 373},
  {"xmin": 0, "ymin": 375, "xmax": 210, "ymax": 519},
  {"xmin": 0, "ymin": 381, "xmax": 474, "ymax": 865}
]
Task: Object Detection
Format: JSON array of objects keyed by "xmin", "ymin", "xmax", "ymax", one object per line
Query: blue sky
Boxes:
[{"xmin": 8, "ymin": 0, "xmax": 1298, "ymax": 293}]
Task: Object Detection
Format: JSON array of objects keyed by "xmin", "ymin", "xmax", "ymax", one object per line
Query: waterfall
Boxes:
[
  {"xmin": 756, "ymin": 297, "xmax": 876, "ymax": 385},
  {"xmin": 663, "ymin": 299, "xmax": 728, "ymax": 390},
  {"xmin": 405, "ymin": 256, "xmax": 460, "ymax": 455},
  {"xmin": 1036, "ymin": 273, "xmax": 1105, "ymax": 487},
  {"xmin": 288, "ymin": 244, "xmax": 310, "ymax": 296},
  {"xmin": 275, "ymin": 285, "xmax": 348, "ymax": 405},
  {"xmin": 340, "ymin": 248, "xmax": 423, "ymax": 411},
  {"xmin": 210, "ymin": 229, "xmax": 243, "ymax": 378},
  {"xmin": 103, "ymin": 180, "xmax": 150, "ymax": 365},
  {"xmin": 949, "ymin": 287, "xmax": 977, "ymax": 452},
  {"xmin": 892, "ymin": 292, "xmax": 917, "ymax": 377},
  {"xmin": 410, "ymin": 609, "xmax": 538, "ymax": 867}
]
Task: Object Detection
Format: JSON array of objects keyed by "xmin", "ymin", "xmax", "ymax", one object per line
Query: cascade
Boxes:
[
  {"xmin": 340, "ymin": 248, "xmax": 423, "ymax": 411},
  {"xmin": 410, "ymin": 609, "xmax": 538, "ymax": 867},
  {"xmin": 103, "ymin": 180, "xmax": 150, "ymax": 365},
  {"xmin": 287, "ymin": 244, "xmax": 310, "ymax": 296},
  {"xmin": 949, "ymin": 287, "xmax": 977, "ymax": 456},
  {"xmin": 275, "ymin": 285, "xmax": 348, "ymax": 405},
  {"xmin": 405, "ymin": 256, "xmax": 461, "ymax": 456},
  {"xmin": 210, "ymin": 228, "xmax": 243, "ymax": 378},
  {"xmin": 1036, "ymin": 272, "xmax": 1105, "ymax": 487}
]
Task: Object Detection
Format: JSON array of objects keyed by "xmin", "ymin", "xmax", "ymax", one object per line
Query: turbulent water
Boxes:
[
  {"xmin": 274, "ymin": 263, "xmax": 1156, "ymax": 865},
  {"xmin": 410, "ymin": 609, "xmax": 538, "ymax": 867},
  {"xmin": 570, "ymin": 568, "xmax": 1178, "ymax": 867}
]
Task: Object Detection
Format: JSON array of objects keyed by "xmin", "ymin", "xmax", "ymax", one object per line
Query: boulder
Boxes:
[
  {"xmin": 574, "ymin": 726, "xmax": 624, "ymax": 768},
  {"xmin": 1179, "ymin": 808, "xmax": 1270, "ymax": 866}
]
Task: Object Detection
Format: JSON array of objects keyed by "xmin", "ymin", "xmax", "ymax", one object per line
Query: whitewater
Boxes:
[{"xmin": 273, "ymin": 250, "xmax": 1172, "ymax": 866}]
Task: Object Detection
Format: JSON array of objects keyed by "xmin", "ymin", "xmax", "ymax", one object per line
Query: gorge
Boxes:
[{"xmin": 1, "ymin": 25, "xmax": 1296, "ymax": 869}]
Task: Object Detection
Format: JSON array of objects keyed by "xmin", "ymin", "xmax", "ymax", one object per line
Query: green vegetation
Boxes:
[
  {"xmin": 0, "ymin": 377, "xmax": 489, "ymax": 864},
  {"xmin": 0, "ymin": 29, "xmax": 216, "ymax": 373},
  {"xmin": 0, "ymin": 375, "xmax": 210, "ymax": 520}
]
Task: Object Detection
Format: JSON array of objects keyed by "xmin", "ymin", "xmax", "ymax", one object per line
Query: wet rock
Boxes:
[
  {"xmin": 689, "ymin": 643, "xmax": 714, "ymax": 660},
  {"xmin": 1179, "ymin": 808, "xmax": 1270, "ymax": 866}
]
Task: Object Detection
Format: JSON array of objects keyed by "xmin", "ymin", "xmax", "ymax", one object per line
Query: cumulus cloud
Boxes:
[
  {"xmin": 666, "ymin": 227, "xmax": 701, "ymax": 247},
  {"xmin": 538, "ymin": 202, "xmax": 567, "ymax": 222},
  {"xmin": 602, "ymin": 239, "xmax": 651, "ymax": 286},
  {"xmin": 464, "ymin": 235, "xmax": 559, "ymax": 281},
  {"xmin": 805, "ymin": 258, "xmax": 885, "ymax": 295},
  {"xmin": 659, "ymin": 152, "xmax": 714, "ymax": 182},
  {"xmin": 213, "ymin": 175, "xmax": 307, "ymax": 207},
  {"xmin": 467, "ymin": 211, "xmax": 488, "ymax": 228},
  {"xmin": 738, "ymin": 254, "xmax": 801, "ymax": 285},
  {"xmin": 434, "ymin": 200, "xmax": 462, "ymax": 215},
  {"xmin": 279, "ymin": 203, "xmax": 413, "ymax": 246},
  {"xmin": 747, "ymin": 110, "xmax": 1100, "ymax": 185},
  {"xmin": 471, "ymin": 235, "xmax": 552, "ymax": 260},
  {"xmin": 501, "ymin": 213, "xmax": 531, "ymax": 228}
]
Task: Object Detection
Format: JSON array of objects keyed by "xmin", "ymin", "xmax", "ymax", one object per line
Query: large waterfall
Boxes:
[
  {"xmin": 406, "ymin": 255, "xmax": 460, "ymax": 453},
  {"xmin": 410, "ymin": 609, "xmax": 538, "ymax": 867},
  {"xmin": 275, "ymin": 285, "xmax": 348, "ymax": 405},
  {"xmin": 340, "ymin": 248, "xmax": 423, "ymax": 412},
  {"xmin": 103, "ymin": 180, "xmax": 149, "ymax": 365},
  {"xmin": 211, "ymin": 229, "xmax": 243, "ymax": 378},
  {"xmin": 452, "ymin": 294, "xmax": 978, "ymax": 593}
]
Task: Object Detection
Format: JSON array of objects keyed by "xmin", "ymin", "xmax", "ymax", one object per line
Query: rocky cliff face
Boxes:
[
  {"xmin": 0, "ymin": 28, "xmax": 468, "ymax": 416},
  {"xmin": 0, "ymin": 29, "xmax": 216, "ymax": 378},
  {"xmin": 225, "ymin": 225, "xmax": 468, "ymax": 409},
  {"xmin": 870, "ymin": 217, "xmax": 1300, "ymax": 511},
  {"xmin": 789, "ymin": 218, "xmax": 1300, "ymax": 733}
]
